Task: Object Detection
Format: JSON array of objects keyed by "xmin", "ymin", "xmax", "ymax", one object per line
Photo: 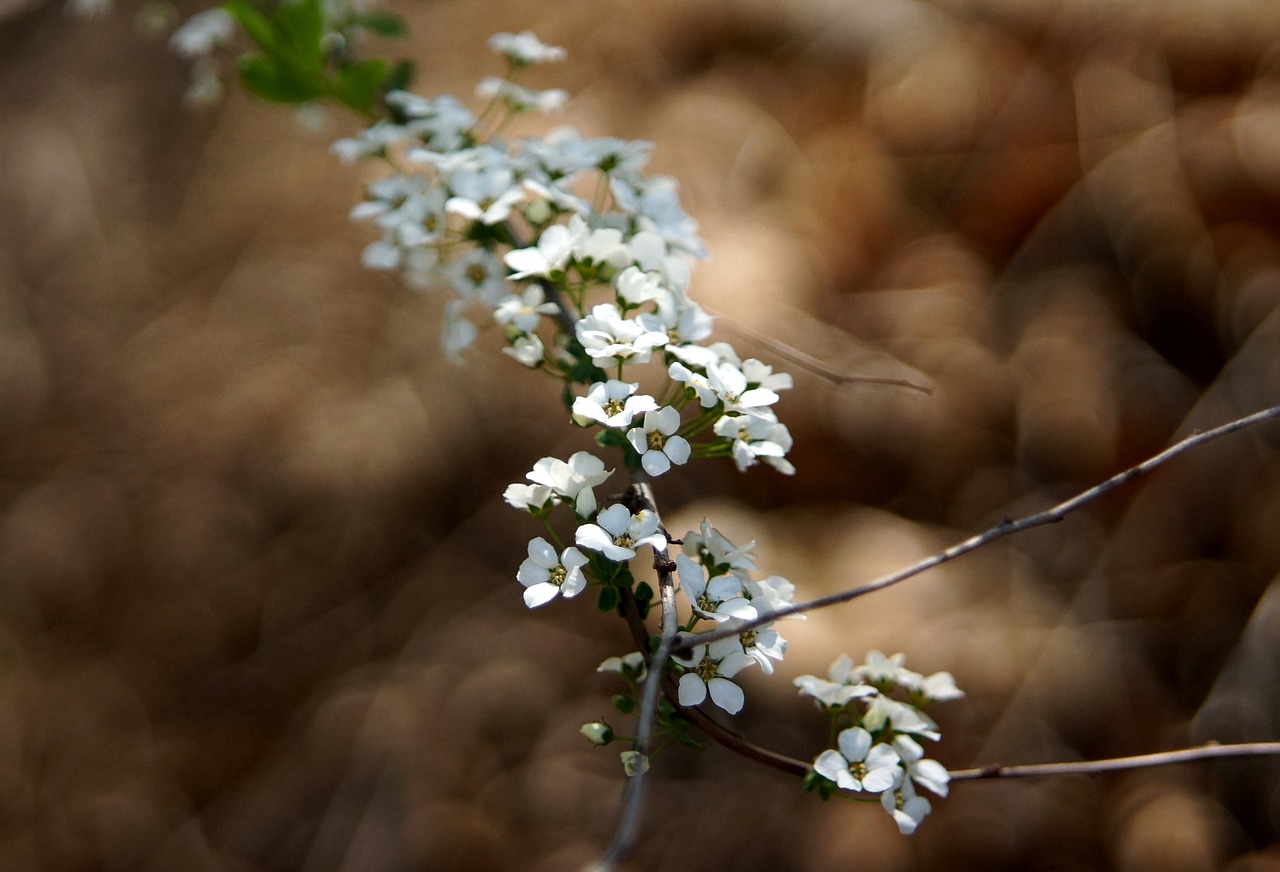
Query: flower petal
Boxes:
[
  {"xmin": 707, "ymin": 677, "xmax": 745, "ymax": 715},
  {"xmin": 677, "ymin": 673, "xmax": 707, "ymax": 707},
  {"xmin": 523, "ymin": 583, "xmax": 560, "ymax": 608}
]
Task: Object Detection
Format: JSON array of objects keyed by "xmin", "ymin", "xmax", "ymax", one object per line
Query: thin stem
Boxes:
[
  {"xmin": 686, "ymin": 403, "xmax": 1280, "ymax": 649},
  {"xmin": 950, "ymin": 742, "xmax": 1280, "ymax": 781}
]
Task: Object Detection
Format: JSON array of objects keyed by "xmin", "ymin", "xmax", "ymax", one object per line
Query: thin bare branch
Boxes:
[
  {"xmin": 950, "ymin": 741, "xmax": 1280, "ymax": 781},
  {"xmin": 706, "ymin": 307, "xmax": 934, "ymax": 394},
  {"xmin": 589, "ymin": 479, "xmax": 681, "ymax": 872},
  {"xmin": 686, "ymin": 403, "xmax": 1280, "ymax": 649}
]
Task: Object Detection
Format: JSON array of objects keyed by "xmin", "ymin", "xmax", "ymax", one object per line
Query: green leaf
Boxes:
[
  {"xmin": 352, "ymin": 11, "xmax": 408, "ymax": 37},
  {"xmin": 596, "ymin": 585, "xmax": 619, "ymax": 613},
  {"xmin": 594, "ymin": 428, "xmax": 628, "ymax": 450},
  {"xmin": 635, "ymin": 581, "xmax": 654, "ymax": 602},
  {"xmin": 611, "ymin": 694, "xmax": 635, "ymax": 715},
  {"xmin": 222, "ymin": 0, "xmax": 277, "ymax": 52},
  {"xmin": 237, "ymin": 55, "xmax": 323, "ymax": 104},
  {"xmin": 331, "ymin": 58, "xmax": 390, "ymax": 113},
  {"xmin": 676, "ymin": 732, "xmax": 706, "ymax": 750},
  {"xmin": 383, "ymin": 59, "xmax": 416, "ymax": 95},
  {"xmin": 273, "ymin": 0, "xmax": 324, "ymax": 68}
]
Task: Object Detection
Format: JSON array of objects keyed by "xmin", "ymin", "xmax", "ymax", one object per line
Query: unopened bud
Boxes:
[
  {"xmin": 620, "ymin": 750, "xmax": 649, "ymax": 777},
  {"xmin": 580, "ymin": 721, "xmax": 614, "ymax": 746}
]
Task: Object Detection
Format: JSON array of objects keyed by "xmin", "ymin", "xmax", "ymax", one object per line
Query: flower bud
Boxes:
[
  {"xmin": 620, "ymin": 750, "xmax": 649, "ymax": 777},
  {"xmin": 580, "ymin": 721, "xmax": 614, "ymax": 746}
]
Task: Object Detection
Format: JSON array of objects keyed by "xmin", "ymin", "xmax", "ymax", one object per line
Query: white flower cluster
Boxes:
[
  {"xmin": 669, "ymin": 520, "xmax": 803, "ymax": 715},
  {"xmin": 795, "ymin": 651, "xmax": 963, "ymax": 834}
]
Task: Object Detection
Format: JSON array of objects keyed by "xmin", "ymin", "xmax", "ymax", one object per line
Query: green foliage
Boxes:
[{"xmin": 221, "ymin": 0, "xmax": 409, "ymax": 115}]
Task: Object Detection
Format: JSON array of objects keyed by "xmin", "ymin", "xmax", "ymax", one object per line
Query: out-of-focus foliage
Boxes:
[{"xmin": 1, "ymin": 0, "xmax": 1280, "ymax": 870}]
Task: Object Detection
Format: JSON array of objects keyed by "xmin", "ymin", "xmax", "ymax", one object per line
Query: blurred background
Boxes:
[{"xmin": 3, "ymin": 0, "xmax": 1280, "ymax": 869}]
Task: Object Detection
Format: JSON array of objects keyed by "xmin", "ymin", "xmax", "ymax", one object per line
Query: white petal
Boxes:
[
  {"xmin": 663, "ymin": 435, "xmax": 691, "ymax": 465},
  {"xmin": 523, "ymin": 583, "xmax": 560, "ymax": 608},
  {"xmin": 526, "ymin": 536, "xmax": 558, "ymax": 568},
  {"xmin": 641, "ymin": 450, "xmax": 671, "ymax": 477},
  {"xmin": 650, "ymin": 405, "xmax": 681, "ymax": 435},
  {"xmin": 575, "ymin": 524, "xmax": 614, "ymax": 553},
  {"xmin": 707, "ymin": 677, "xmax": 744, "ymax": 714},
  {"xmin": 838, "ymin": 727, "xmax": 872, "ymax": 763},
  {"xmin": 814, "ymin": 749, "xmax": 853, "ymax": 788},
  {"xmin": 677, "ymin": 673, "xmax": 707, "ymax": 707},
  {"xmin": 560, "ymin": 567, "xmax": 588, "ymax": 599}
]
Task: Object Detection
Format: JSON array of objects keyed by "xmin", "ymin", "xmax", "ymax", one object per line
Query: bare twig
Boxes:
[
  {"xmin": 686, "ymin": 403, "xmax": 1280, "ymax": 649},
  {"xmin": 706, "ymin": 306, "xmax": 933, "ymax": 394},
  {"xmin": 950, "ymin": 742, "xmax": 1280, "ymax": 781},
  {"xmin": 589, "ymin": 478, "xmax": 681, "ymax": 872}
]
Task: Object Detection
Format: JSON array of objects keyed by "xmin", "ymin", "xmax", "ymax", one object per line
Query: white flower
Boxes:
[
  {"xmin": 919, "ymin": 671, "xmax": 965, "ymax": 703},
  {"xmin": 575, "ymin": 504, "xmax": 666, "ymax": 561},
  {"xmin": 445, "ymin": 248, "xmax": 510, "ymax": 305},
  {"xmin": 681, "ymin": 519, "xmax": 757, "ymax": 575},
  {"xmin": 856, "ymin": 650, "xmax": 919, "ymax": 688},
  {"xmin": 676, "ymin": 554, "xmax": 756, "ymax": 623},
  {"xmin": 571, "ymin": 380, "xmax": 658, "ymax": 429},
  {"xmin": 504, "ymin": 219, "xmax": 584, "ymax": 278},
  {"xmin": 881, "ymin": 779, "xmax": 933, "ymax": 835},
  {"xmin": 170, "ymin": 8, "xmax": 235, "ymax": 58},
  {"xmin": 793, "ymin": 675, "xmax": 877, "ymax": 709},
  {"xmin": 503, "ymin": 482, "xmax": 551, "ymax": 512},
  {"xmin": 714, "ymin": 413, "xmax": 794, "ymax": 475},
  {"xmin": 892, "ymin": 735, "xmax": 950, "ymax": 797},
  {"xmin": 673, "ymin": 637, "xmax": 755, "ymax": 715},
  {"xmin": 744, "ymin": 574, "xmax": 803, "ymax": 619},
  {"xmin": 813, "ymin": 727, "xmax": 902, "ymax": 794},
  {"xmin": 576, "ymin": 303, "xmax": 668, "ymax": 367},
  {"xmin": 526, "ymin": 452, "xmax": 613, "ymax": 518},
  {"xmin": 733, "ymin": 621, "xmax": 786, "ymax": 674},
  {"xmin": 862, "ymin": 695, "xmax": 941, "ymax": 741},
  {"xmin": 577, "ymin": 226, "xmax": 631, "ymax": 270},
  {"xmin": 615, "ymin": 265, "xmax": 675, "ymax": 316},
  {"xmin": 494, "ymin": 285, "xmax": 559, "ymax": 332},
  {"xmin": 597, "ymin": 651, "xmax": 647, "ymax": 680},
  {"xmin": 504, "ymin": 333, "xmax": 545, "ymax": 368},
  {"xmin": 441, "ymin": 300, "xmax": 477, "ymax": 364},
  {"xmin": 625, "ymin": 406, "xmax": 691, "ymax": 476},
  {"xmin": 517, "ymin": 537, "xmax": 589, "ymax": 608},
  {"xmin": 488, "ymin": 31, "xmax": 567, "ymax": 66},
  {"xmin": 476, "ymin": 77, "xmax": 568, "ymax": 114}
]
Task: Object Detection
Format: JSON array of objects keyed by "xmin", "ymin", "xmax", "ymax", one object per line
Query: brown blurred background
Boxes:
[{"xmin": 3, "ymin": 0, "xmax": 1280, "ymax": 869}]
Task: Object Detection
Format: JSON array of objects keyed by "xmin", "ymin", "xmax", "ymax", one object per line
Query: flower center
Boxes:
[
  {"xmin": 646, "ymin": 430, "xmax": 667, "ymax": 451},
  {"xmin": 739, "ymin": 629, "xmax": 757, "ymax": 648},
  {"xmin": 613, "ymin": 534, "xmax": 634, "ymax": 549},
  {"xmin": 466, "ymin": 263, "xmax": 488, "ymax": 285},
  {"xmin": 424, "ymin": 214, "xmax": 439, "ymax": 232},
  {"xmin": 694, "ymin": 654, "xmax": 718, "ymax": 681},
  {"xmin": 549, "ymin": 565, "xmax": 567, "ymax": 587},
  {"xmin": 696, "ymin": 593, "xmax": 715, "ymax": 612},
  {"xmin": 603, "ymin": 399, "xmax": 625, "ymax": 417}
]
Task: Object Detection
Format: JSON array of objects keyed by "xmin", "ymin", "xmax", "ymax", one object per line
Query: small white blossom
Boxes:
[
  {"xmin": 488, "ymin": 31, "xmax": 567, "ymax": 66},
  {"xmin": 714, "ymin": 413, "xmax": 794, "ymax": 475},
  {"xmin": 575, "ymin": 504, "xmax": 665, "ymax": 561},
  {"xmin": 504, "ymin": 219, "xmax": 584, "ymax": 278},
  {"xmin": 503, "ymin": 482, "xmax": 551, "ymax": 512},
  {"xmin": 477, "ymin": 77, "xmax": 568, "ymax": 114},
  {"xmin": 676, "ymin": 554, "xmax": 756, "ymax": 623},
  {"xmin": 862, "ymin": 695, "xmax": 941, "ymax": 741},
  {"xmin": 919, "ymin": 671, "xmax": 965, "ymax": 703},
  {"xmin": 441, "ymin": 300, "xmax": 478, "ymax": 364},
  {"xmin": 813, "ymin": 727, "xmax": 901, "ymax": 794},
  {"xmin": 169, "ymin": 7, "xmax": 235, "ymax": 58},
  {"xmin": 517, "ymin": 537, "xmax": 589, "ymax": 608},
  {"xmin": 893, "ymin": 734, "xmax": 951, "ymax": 797},
  {"xmin": 576, "ymin": 303, "xmax": 668, "ymax": 367},
  {"xmin": 494, "ymin": 285, "xmax": 559, "ymax": 332},
  {"xmin": 733, "ymin": 621, "xmax": 786, "ymax": 674},
  {"xmin": 503, "ymin": 333, "xmax": 545, "ymax": 368},
  {"xmin": 597, "ymin": 652, "xmax": 647, "ymax": 680},
  {"xmin": 526, "ymin": 452, "xmax": 613, "ymax": 518},
  {"xmin": 881, "ymin": 779, "xmax": 933, "ymax": 835},
  {"xmin": 625, "ymin": 406, "xmax": 691, "ymax": 476},
  {"xmin": 673, "ymin": 637, "xmax": 755, "ymax": 715},
  {"xmin": 571, "ymin": 380, "xmax": 657, "ymax": 429},
  {"xmin": 682, "ymin": 519, "xmax": 757, "ymax": 575}
]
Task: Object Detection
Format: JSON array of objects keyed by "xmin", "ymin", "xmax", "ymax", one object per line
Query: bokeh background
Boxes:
[{"xmin": 3, "ymin": 0, "xmax": 1280, "ymax": 869}]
